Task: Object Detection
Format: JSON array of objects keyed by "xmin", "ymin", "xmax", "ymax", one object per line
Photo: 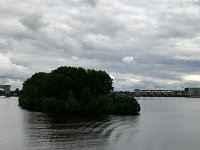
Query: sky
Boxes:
[{"xmin": 1, "ymin": 0, "xmax": 200, "ymax": 91}]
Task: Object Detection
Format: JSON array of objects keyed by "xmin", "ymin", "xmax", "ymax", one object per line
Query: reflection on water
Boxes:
[
  {"xmin": 23, "ymin": 113, "xmax": 139, "ymax": 150},
  {"xmin": 1, "ymin": 97, "xmax": 200, "ymax": 150}
]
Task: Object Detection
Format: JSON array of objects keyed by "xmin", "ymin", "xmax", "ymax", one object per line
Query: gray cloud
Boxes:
[
  {"xmin": 19, "ymin": 14, "xmax": 49, "ymax": 32},
  {"xmin": 83, "ymin": 0, "xmax": 99, "ymax": 6},
  {"xmin": 0, "ymin": 40, "xmax": 13, "ymax": 53},
  {"xmin": 1, "ymin": 0, "xmax": 200, "ymax": 90}
]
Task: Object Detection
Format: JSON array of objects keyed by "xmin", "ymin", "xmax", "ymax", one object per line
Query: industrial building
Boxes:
[
  {"xmin": 114, "ymin": 88, "xmax": 200, "ymax": 97},
  {"xmin": 184, "ymin": 88, "xmax": 200, "ymax": 97},
  {"xmin": 134, "ymin": 88, "xmax": 200, "ymax": 97}
]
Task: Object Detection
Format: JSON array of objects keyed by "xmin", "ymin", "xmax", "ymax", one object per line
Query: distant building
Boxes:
[
  {"xmin": 185, "ymin": 88, "xmax": 200, "ymax": 97},
  {"xmin": 134, "ymin": 89, "xmax": 185, "ymax": 97},
  {"xmin": 114, "ymin": 88, "xmax": 200, "ymax": 98}
]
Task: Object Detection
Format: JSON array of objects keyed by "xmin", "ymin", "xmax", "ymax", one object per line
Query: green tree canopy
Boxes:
[{"xmin": 19, "ymin": 66, "xmax": 140, "ymax": 115}]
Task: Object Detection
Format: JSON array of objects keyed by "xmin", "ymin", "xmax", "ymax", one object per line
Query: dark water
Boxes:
[{"xmin": 1, "ymin": 97, "xmax": 200, "ymax": 150}]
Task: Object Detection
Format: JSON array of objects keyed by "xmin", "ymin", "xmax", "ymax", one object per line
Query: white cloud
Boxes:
[
  {"xmin": 0, "ymin": 53, "xmax": 30, "ymax": 79},
  {"xmin": 182, "ymin": 75, "xmax": 200, "ymax": 82},
  {"xmin": 109, "ymin": 74, "xmax": 115, "ymax": 80},
  {"xmin": 4, "ymin": 79, "xmax": 23, "ymax": 90},
  {"xmin": 72, "ymin": 56, "xmax": 79, "ymax": 60},
  {"xmin": 122, "ymin": 56, "xmax": 134, "ymax": 64}
]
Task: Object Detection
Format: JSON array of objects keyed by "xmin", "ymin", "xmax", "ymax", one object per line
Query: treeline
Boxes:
[{"xmin": 19, "ymin": 66, "xmax": 140, "ymax": 115}]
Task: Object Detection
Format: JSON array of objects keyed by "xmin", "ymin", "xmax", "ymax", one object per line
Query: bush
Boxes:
[{"xmin": 114, "ymin": 96, "xmax": 140, "ymax": 115}]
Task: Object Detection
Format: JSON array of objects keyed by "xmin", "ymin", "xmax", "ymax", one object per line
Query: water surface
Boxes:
[{"xmin": 1, "ymin": 97, "xmax": 200, "ymax": 150}]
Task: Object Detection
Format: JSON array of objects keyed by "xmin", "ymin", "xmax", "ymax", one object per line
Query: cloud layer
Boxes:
[{"xmin": 1, "ymin": 0, "xmax": 200, "ymax": 90}]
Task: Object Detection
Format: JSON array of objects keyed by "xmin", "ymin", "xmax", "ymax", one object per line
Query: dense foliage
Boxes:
[{"xmin": 19, "ymin": 66, "xmax": 140, "ymax": 115}]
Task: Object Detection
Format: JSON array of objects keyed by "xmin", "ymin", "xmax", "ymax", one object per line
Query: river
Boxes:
[{"xmin": 1, "ymin": 97, "xmax": 200, "ymax": 150}]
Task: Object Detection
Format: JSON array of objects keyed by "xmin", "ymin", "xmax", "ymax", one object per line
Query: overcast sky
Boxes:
[{"xmin": 1, "ymin": 0, "xmax": 200, "ymax": 91}]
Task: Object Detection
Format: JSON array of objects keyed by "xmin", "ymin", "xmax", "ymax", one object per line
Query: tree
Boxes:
[
  {"xmin": 18, "ymin": 66, "xmax": 140, "ymax": 115},
  {"xmin": 80, "ymin": 87, "xmax": 92, "ymax": 112},
  {"xmin": 65, "ymin": 91, "xmax": 80, "ymax": 113},
  {"xmin": 80, "ymin": 87, "xmax": 92, "ymax": 104},
  {"xmin": 55, "ymin": 100, "xmax": 65, "ymax": 113},
  {"xmin": 15, "ymin": 88, "xmax": 20, "ymax": 96},
  {"xmin": 86, "ymin": 69, "xmax": 113, "ymax": 96},
  {"xmin": 41, "ymin": 97, "xmax": 55, "ymax": 113}
]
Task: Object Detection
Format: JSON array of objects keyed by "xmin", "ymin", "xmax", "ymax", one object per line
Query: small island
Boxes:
[{"xmin": 19, "ymin": 66, "xmax": 140, "ymax": 115}]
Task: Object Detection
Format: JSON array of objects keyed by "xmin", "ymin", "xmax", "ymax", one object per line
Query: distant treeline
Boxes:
[{"xmin": 19, "ymin": 66, "xmax": 140, "ymax": 115}]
